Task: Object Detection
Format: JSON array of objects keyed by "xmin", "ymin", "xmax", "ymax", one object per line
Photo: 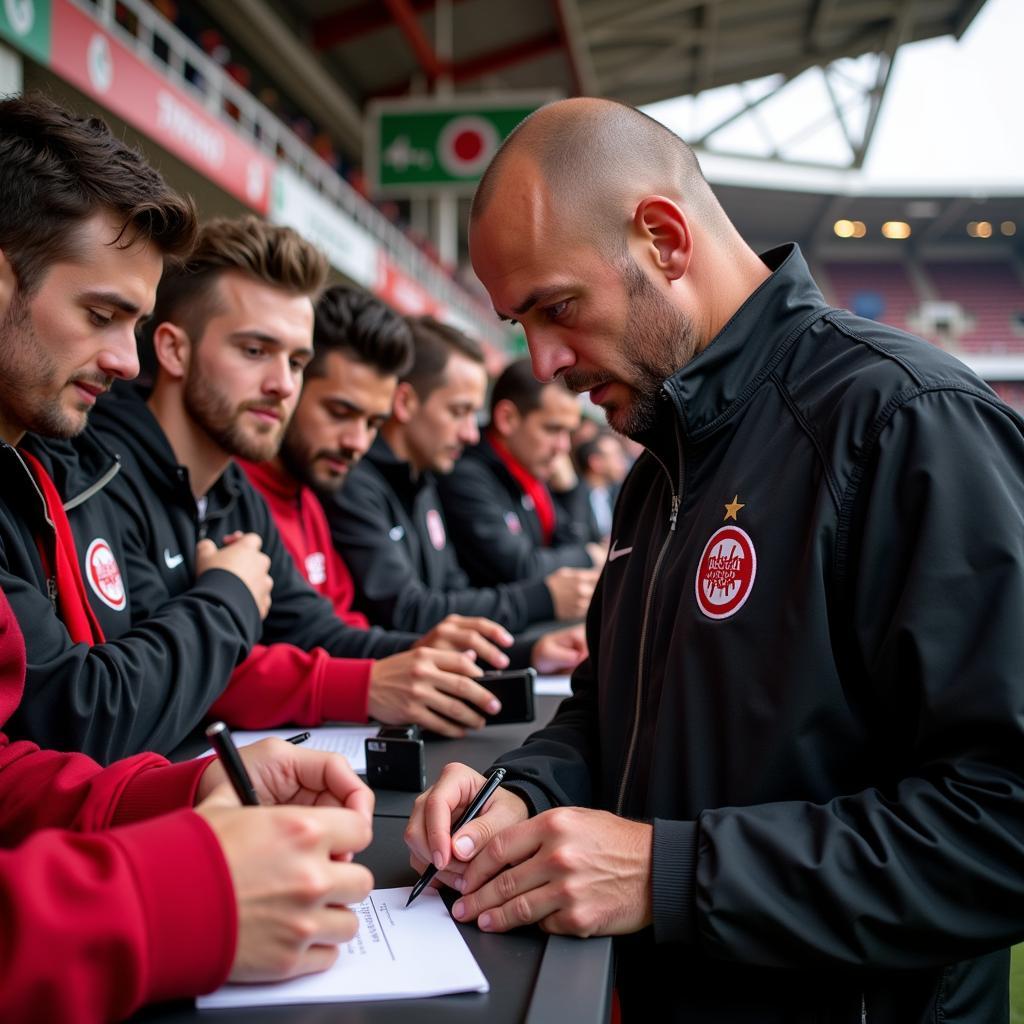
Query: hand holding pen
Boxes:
[{"xmin": 407, "ymin": 767, "xmax": 507, "ymax": 906}]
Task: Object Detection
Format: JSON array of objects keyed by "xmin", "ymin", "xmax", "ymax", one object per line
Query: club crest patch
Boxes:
[
  {"xmin": 85, "ymin": 538, "xmax": 126, "ymax": 611},
  {"xmin": 695, "ymin": 525, "xmax": 756, "ymax": 620},
  {"xmin": 425, "ymin": 508, "xmax": 447, "ymax": 550},
  {"xmin": 304, "ymin": 551, "xmax": 327, "ymax": 587}
]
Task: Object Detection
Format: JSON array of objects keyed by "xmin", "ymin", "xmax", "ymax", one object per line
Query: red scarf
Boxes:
[
  {"xmin": 20, "ymin": 451, "xmax": 105, "ymax": 645},
  {"xmin": 487, "ymin": 431, "xmax": 556, "ymax": 546}
]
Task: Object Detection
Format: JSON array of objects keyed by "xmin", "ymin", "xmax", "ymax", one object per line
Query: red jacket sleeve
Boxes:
[
  {"xmin": 0, "ymin": 808, "xmax": 236, "ymax": 1023},
  {"xmin": 211, "ymin": 644, "xmax": 373, "ymax": 727}
]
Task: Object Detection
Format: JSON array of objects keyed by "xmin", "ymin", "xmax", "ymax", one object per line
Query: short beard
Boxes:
[
  {"xmin": 565, "ymin": 257, "xmax": 699, "ymax": 439},
  {"xmin": 278, "ymin": 427, "xmax": 353, "ymax": 499},
  {"xmin": 0, "ymin": 288, "xmax": 105, "ymax": 439},
  {"xmin": 183, "ymin": 360, "xmax": 284, "ymax": 461}
]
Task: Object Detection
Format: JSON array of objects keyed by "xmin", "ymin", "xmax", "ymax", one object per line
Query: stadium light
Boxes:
[
  {"xmin": 834, "ymin": 219, "xmax": 867, "ymax": 239},
  {"xmin": 881, "ymin": 221, "xmax": 911, "ymax": 239}
]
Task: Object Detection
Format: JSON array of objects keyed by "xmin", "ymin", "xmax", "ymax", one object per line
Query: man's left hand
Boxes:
[
  {"xmin": 197, "ymin": 738, "xmax": 374, "ymax": 825},
  {"xmin": 531, "ymin": 624, "xmax": 588, "ymax": 674},
  {"xmin": 415, "ymin": 614, "xmax": 514, "ymax": 669},
  {"xmin": 449, "ymin": 807, "xmax": 652, "ymax": 937}
]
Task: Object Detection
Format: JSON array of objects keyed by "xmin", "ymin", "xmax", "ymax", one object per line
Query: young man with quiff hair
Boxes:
[
  {"xmin": 0, "ymin": 93, "xmax": 375, "ymax": 1022},
  {"xmin": 408, "ymin": 97, "xmax": 1024, "ymax": 1022}
]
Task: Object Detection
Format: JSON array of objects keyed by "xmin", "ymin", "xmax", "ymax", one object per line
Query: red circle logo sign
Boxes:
[
  {"xmin": 694, "ymin": 526, "xmax": 756, "ymax": 620},
  {"xmin": 85, "ymin": 538, "xmax": 126, "ymax": 611}
]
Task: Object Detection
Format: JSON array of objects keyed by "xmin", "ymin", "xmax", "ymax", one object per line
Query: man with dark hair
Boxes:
[
  {"xmin": 317, "ymin": 314, "xmax": 591, "ymax": 671},
  {"xmin": 437, "ymin": 357, "xmax": 605, "ymax": 587},
  {"xmin": 242, "ymin": 286, "xmax": 520, "ymax": 659},
  {"xmin": 0, "ymin": 93, "xmax": 376, "ymax": 1021},
  {"xmin": 408, "ymin": 98, "xmax": 1024, "ymax": 1022},
  {"xmin": 569, "ymin": 427, "xmax": 629, "ymax": 543},
  {"xmin": 75, "ymin": 218, "xmax": 502, "ymax": 751}
]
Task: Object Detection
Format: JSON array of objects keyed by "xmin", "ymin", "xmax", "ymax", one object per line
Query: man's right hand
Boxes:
[
  {"xmin": 196, "ymin": 798, "xmax": 373, "ymax": 982},
  {"xmin": 368, "ymin": 649, "xmax": 500, "ymax": 738},
  {"xmin": 545, "ymin": 566, "xmax": 599, "ymax": 620},
  {"xmin": 196, "ymin": 533, "xmax": 273, "ymax": 619},
  {"xmin": 404, "ymin": 761, "xmax": 528, "ymax": 887}
]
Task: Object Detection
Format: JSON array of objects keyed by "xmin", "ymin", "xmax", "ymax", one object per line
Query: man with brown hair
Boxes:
[
  {"xmin": 73, "ymin": 216, "xmax": 502, "ymax": 757},
  {"xmin": 0, "ymin": 93, "xmax": 377, "ymax": 1022}
]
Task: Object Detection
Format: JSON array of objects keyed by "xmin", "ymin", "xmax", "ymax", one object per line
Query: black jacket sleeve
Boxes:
[
  {"xmin": 438, "ymin": 457, "xmax": 594, "ymax": 586},
  {"xmin": 327, "ymin": 468, "xmax": 553, "ymax": 633}
]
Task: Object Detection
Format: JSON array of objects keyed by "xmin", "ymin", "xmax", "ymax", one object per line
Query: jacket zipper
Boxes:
[
  {"xmin": 614, "ymin": 421, "xmax": 684, "ymax": 815},
  {"xmin": 860, "ymin": 992, "xmax": 867, "ymax": 1023},
  {"xmin": 7, "ymin": 446, "xmax": 60, "ymax": 610}
]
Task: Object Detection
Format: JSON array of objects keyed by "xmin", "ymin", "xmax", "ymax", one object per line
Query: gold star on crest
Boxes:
[{"xmin": 723, "ymin": 495, "xmax": 745, "ymax": 522}]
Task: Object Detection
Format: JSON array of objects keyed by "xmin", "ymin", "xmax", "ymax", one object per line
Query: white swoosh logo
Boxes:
[
  {"xmin": 608, "ymin": 540, "xmax": 633, "ymax": 562},
  {"xmin": 163, "ymin": 548, "xmax": 185, "ymax": 569}
]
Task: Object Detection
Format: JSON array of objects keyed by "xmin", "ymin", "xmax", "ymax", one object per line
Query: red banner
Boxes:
[
  {"xmin": 376, "ymin": 254, "xmax": 442, "ymax": 317},
  {"xmin": 50, "ymin": 0, "xmax": 273, "ymax": 213}
]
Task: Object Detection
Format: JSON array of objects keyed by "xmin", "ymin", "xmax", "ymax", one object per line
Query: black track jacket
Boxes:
[
  {"xmin": 492, "ymin": 245, "xmax": 1024, "ymax": 1022},
  {"xmin": 0, "ymin": 432, "xmax": 261, "ymax": 763},
  {"xmin": 436, "ymin": 434, "xmax": 594, "ymax": 585},
  {"xmin": 324, "ymin": 435, "xmax": 554, "ymax": 633}
]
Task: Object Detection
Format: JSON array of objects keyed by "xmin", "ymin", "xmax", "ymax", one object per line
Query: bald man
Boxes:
[{"xmin": 406, "ymin": 99, "xmax": 1024, "ymax": 1022}]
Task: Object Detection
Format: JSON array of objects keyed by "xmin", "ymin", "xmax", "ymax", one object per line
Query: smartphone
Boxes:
[{"xmin": 478, "ymin": 668, "xmax": 536, "ymax": 725}]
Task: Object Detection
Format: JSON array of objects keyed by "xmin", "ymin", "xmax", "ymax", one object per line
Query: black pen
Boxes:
[
  {"xmin": 286, "ymin": 731, "xmax": 311, "ymax": 745},
  {"xmin": 205, "ymin": 721, "xmax": 260, "ymax": 806},
  {"xmin": 406, "ymin": 767, "xmax": 507, "ymax": 907}
]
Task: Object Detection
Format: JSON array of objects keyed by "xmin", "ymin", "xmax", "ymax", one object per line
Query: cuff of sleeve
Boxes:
[
  {"xmin": 193, "ymin": 569, "xmax": 263, "ymax": 645},
  {"xmin": 111, "ymin": 758, "xmax": 210, "ymax": 827},
  {"xmin": 651, "ymin": 818, "xmax": 699, "ymax": 946},
  {"xmin": 112, "ymin": 809, "xmax": 237, "ymax": 1002},
  {"xmin": 498, "ymin": 778, "xmax": 553, "ymax": 817},
  {"xmin": 522, "ymin": 579, "xmax": 555, "ymax": 624},
  {"xmin": 320, "ymin": 658, "xmax": 373, "ymax": 722}
]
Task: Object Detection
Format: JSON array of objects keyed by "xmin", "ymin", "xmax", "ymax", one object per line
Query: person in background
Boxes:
[
  {"xmin": 573, "ymin": 427, "xmax": 630, "ymax": 544},
  {"xmin": 0, "ymin": 93, "xmax": 373, "ymax": 1024},
  {"xmin": 407, "ymin": 97, "xmax": 1024, "ymax": 1022},
  {"xmin": 313, "ymin": 310, "xmax": 590, "ymax": 673},
  {"xmin": 437, "ymin": 357, "xmax": 606, "ymax": 587}
]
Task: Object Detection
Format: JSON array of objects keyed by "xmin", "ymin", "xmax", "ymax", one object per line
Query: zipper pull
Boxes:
[
  {"xmin": 669, "ymin": 494, "xmax": 680, "ymax": 531},
  {"xmin": 47, "ymin": 576, "xmax": 58, "ymax": 611}
]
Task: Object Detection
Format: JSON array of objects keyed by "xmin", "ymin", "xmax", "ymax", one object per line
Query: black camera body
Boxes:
[
  {"xmin": 364, "ymin": 724, "xmax": 426, "ymax": 792},
  {"xmin": 480, "ymin": 668, "xmax": 536, "ymax": 725}
]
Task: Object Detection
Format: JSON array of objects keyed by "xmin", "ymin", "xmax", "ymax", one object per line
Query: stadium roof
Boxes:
[{"xmin": 200, "ymin": 0, "xmax": 988, "ymax": 161}]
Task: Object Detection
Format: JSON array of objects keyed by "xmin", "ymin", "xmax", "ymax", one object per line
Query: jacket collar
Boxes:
[
  {"xmin": 660, "ymin": 243, "xmax": 829, "ymax": 439},
  {"xmin": 365, "ymin": 435, "xmax": 430, "ymax": 508},
  {"xmin": 238, "ymin": 457, "xmax": 300, "ymax": 502}
]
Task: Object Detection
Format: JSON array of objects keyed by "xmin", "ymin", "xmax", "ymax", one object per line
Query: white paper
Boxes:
[
  {"xmin": 198, "ymin": 886, "xmax": 489, "ymax": 1008},
  {"xmin": 534, "ymin": 674, "xmax": 572, "ymax": 696},
  {"xmin": 198, "ymin": 726, "xmax": 378, "ymax": 774}
]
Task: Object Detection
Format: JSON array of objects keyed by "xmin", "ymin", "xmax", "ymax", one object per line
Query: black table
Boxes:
[{"xmin": 144, "ymin": 695, "xmax": 613, "ymax": 1022}]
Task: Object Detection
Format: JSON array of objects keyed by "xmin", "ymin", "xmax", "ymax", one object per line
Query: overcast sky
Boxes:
[{"xmin": 644, "ymin": 0, "xmax": 1024, "ymax": 192}]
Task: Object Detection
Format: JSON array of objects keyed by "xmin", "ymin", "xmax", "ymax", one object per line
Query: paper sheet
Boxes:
[
  {"xmin": 199, "ymin": 725, "xmax": 378, "ymax": 774},
  {"xmin": 534, "ymin": 674, "xmax": 572, "ymax": 696},
  {"xmin": 198, "ymin": 886, "xmax": 489, "ymax": 1008}
]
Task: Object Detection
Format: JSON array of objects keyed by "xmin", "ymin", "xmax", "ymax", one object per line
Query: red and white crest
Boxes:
[
  {"xmin": 304, "ymin": 551, "xmax": 327, "ymax": 587},
  {"xmin": 85, "ymin": 538, "xmax": 126, "ymax": 611},
  {"xmin": 694, "ymin": 526, "xmax": 756, "ymax": 620},
  {"xmin": 425, "ymin": 508, "xmax": 447, "ymax": 551}
]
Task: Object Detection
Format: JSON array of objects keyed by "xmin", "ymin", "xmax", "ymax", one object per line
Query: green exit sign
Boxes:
[{"xmin": 366, "ymin": 95, "xmax": 552, "ymax": 194}]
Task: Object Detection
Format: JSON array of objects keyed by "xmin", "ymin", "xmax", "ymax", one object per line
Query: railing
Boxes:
[{"xmin": 79, "ymin": 0, "xmax": 505, "ymax": 344}]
